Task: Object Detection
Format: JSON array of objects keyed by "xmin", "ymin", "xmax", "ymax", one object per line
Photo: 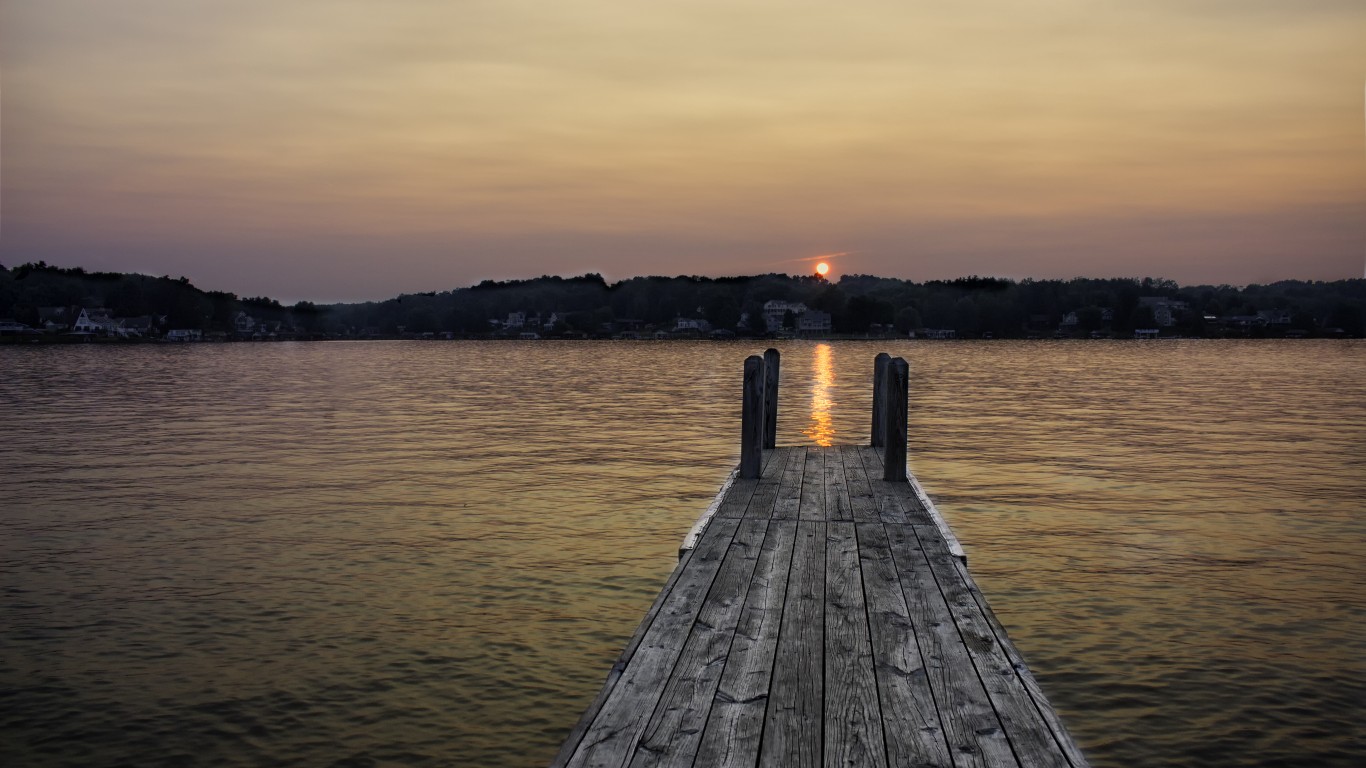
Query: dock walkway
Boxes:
[{"xmin": 551, "ymin": 352, "xmax": 1088, "ymax": 768}]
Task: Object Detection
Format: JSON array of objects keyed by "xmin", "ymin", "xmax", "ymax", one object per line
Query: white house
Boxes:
[
  {"xmin": 763, "ymin": 300, "xmax": 808, "ymax": 332},
  {"xmin": 165, "ymin": 329, "xmax": 202, "ymax": 342},
  {"xmin": 72, "ymin": 308, "xmax": 119, "ymax": 334}
]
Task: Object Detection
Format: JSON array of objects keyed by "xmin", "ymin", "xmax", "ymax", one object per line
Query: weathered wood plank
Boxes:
[
  {"xmin": 798, "ymin": 447, "xmax": 826, "ymax": 522},
  {"xmin": 561, "ymin": 439, "xmax": 1085, "ymax": 768},
  {"xmin": 840, "ymin": 445, "xmax": 880, "ymax": 523},
  {"xmin": 824, "ymin": 522, "xmax": 887, "ymax": 768},
  {"xmin": 771, "ymin": 446, "xmax": 806, "ymax": 520},
  {"xmin": 561, "ymin": 517, "xmax": 743, "ymax": 768},
  {"xmin": 824, "ymin": 444, "xmax": 853, "ymax": 522},
  {"xmin": 718, "ymin": 447, "xmax": 785, "ymax": 519},
  {"xmin": 630, "ymin": 519, "xmax": 771, "ymax": 768},
  {"xmin": 885, "ymin": 524, "xmax": 1017, "ymax": 768},
  {"xmin": 552, "ymin": 548, "xmax": 699, "ymax": 767},
  {"xmin": 856, "ymin": 446, "xmax": 913, "ymax": 525},
  {"xmin": 855, "ymin": 522, "xmax": 953, "ymax": 768},
  {"xmin": 759, "ymin": 520, "xmax": 825, "ymax": 768},
  {"xmin": 949, "ymin": 556, "xmax": 1091, "ymax": 768},
  {"xmin": 915, "ymin": 527, "xmax": 1075, "ymax": 768},
  {"xmin": 716, "ymin": 477, "xmax": 761, "ymax": 520},
  {"xmin": 875, "ymin": 477, "xmax": 935, "ymax": 526},
  {"xmin": 694, "ymin": 521, "xmax": 798, "ymax": 768},
  {"xmin": 859, "ymin": 447, "xmax": 964, "ymax": 558},
  {"xmin": 745, "ymin": 447, "xmax": 790, "ymax": 519}
]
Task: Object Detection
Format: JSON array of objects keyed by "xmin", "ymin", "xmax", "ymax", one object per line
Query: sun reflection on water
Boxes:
[{"xmin": 803, "ymin": 343, "xmax": 836, "ymax": 446}]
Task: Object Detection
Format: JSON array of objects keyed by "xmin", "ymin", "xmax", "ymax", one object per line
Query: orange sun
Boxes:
[{"xmin": 815, "ymin": 262, "xmax": 830, "ymax": 276}]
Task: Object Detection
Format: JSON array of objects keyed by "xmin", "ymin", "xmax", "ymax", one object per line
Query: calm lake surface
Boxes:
[{"xmin": 2, "ymin": 340, "xmax": 1363, "ymax": 767}]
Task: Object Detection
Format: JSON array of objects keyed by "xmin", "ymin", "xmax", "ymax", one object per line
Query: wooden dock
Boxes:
[{"xmin": 552, "ymin": 352, "xmax": 1088, "ymax": 768}]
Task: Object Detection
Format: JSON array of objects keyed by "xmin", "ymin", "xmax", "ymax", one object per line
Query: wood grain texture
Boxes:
[
  {"xmin": 872, "ymin": 353, "xmax": 891, "ymax": 448},
  {"xmin": 915, "ymin": 528, "xmax": 1073, "ymax": 768},
  {"xmin": 949, "ymin": 556, "xmax": 1091, "ymax": 768},
  {"xmin": 771, "ymin": 446, "xmax": 806, "ymax": 520},
  {"xmin": 840, "ymin": 446, "xmax": 880, "ymax": 523},
  {"xmin": 561, "ymin": 517, "xmax": 742, "ymax": 768},
  {"xmin": 759, "ymin": 520, "xmax": 825, "ymax": 768},
  {"xmin": 856, "ymin": 522, "xmax": 953, "ymax": 768},
  {"xmin": 630, "ymin": 519, "xmax": 770, "ymax": 768},
  {"xmin": 717, "ymin": 448, "xmax": 784, "ymax": 519},
  {"xmin": 694, "ymin": 521, "xmax": 798, "ymax": 768},
  {"xmin": 885, "ymin": 524, "xmax": 1017, "ymax": 768},
  {"xmin": 823, "ymin": 445, "xmax": 853, "ymax": 522},
  {"xmin": 763, "ymin": 348, "xmax": 780, "ymax": 450},
  {"xmin": 741, "ymin": 355, "xmax": 765, "ymax": 479},
  {"xmin": 745, "ymin": 447, "xmax": 791, "ymax": 519},
  {"xmin": 855, "ymin": 446, "xmax": 913, "ymax": 525},
  {"xmin": 798, "ymin": 447, "xmax": 826, "ymax": 522},
  {"xmin": 559, "ymin": 445, "xmax": 1086, "ymax": 768},
  {"xmin": 883, "ymin": 358, "xmax": 909, "ymax": 482},
  {"xmin": 551, "ymin": 549, "xmax": 698, "ymax": 767},
  {"xmin": 824, "ymin": 522, "xmax": 887, "ymax": 768}
]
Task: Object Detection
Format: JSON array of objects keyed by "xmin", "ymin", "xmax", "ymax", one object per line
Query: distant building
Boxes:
[
  {"xmin": 72, "ymin": 308, "xmax": 120, "ymax": 334},
  {"xmin": 1139, "ymin": 297, "xmax": 1188, "ymax": 328},
  {"xmin": 922, "ymin": 329, "xmax": 957, "ymax": 340},
  {"xmin": 233, "ymin": 311, "xmax": 257, "ymax": 335},
  {"xmin": 1256, "ymin": 309, "xmax": 1292, "ymax": 326},
  {"xmin": 165, "ymin": 329, "xmax": 202, "ymax": 342},
  {"xmin": 763, "ymin": 300, "xmax": 807, "ymax": 332},
  {"xmin": 796, "ymin": 310, "xmax": 832, "ymax": 335},
  {"xmin": 505, "ymin": 312, "xmax": 526, "ymax": 329}
]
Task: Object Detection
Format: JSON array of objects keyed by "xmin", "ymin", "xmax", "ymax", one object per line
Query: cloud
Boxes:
[{"xmin": 3, "ymin": 0, "xmax": 1363, "ymax": 299}]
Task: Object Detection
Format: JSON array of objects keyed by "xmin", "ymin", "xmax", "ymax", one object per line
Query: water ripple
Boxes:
[{"xmin": 2, "ymin": 340, "xmax": 1363, "ymax": 767}]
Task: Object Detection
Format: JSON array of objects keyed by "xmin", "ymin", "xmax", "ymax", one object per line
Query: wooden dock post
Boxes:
[
  {"xmin": 762, "ymin": 348, "xmax": 780, "ymax": 449},
  {"xmin": 883, "ymin": 356, "xmax": 908, "ymax": 482},
  {"xmin": 871, "ymin": 352, "xmax": 890, "ymax": 447},
  {"xmin": 740, "ymin": 355, "xmax": 765, "ymax": 479}
]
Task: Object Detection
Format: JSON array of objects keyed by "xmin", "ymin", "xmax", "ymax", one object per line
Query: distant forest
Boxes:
[{"xmin": 2, "ymin": 261, "xmax": 1364, "ymax": 340}]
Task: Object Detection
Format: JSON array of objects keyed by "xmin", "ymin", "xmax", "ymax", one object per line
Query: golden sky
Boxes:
[{"xmin": 3, "ymin": 0, "xmax": 1363, "ymax": 300}]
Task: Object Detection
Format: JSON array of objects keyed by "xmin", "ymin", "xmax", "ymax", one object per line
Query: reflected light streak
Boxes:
[{"xmin": 803, "ymin": 343, "xmax": 836, "ymax": 446}]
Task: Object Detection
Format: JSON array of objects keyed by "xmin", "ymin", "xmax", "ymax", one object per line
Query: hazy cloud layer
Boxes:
[{"xmin": 3, "ymin": 0, "xmax": 1363, "ymax": 300}]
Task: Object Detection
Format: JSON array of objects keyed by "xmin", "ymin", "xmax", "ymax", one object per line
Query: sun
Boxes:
[{"xmin": 815, "ymin": 262, "xmax": 830, "ymax": 277}]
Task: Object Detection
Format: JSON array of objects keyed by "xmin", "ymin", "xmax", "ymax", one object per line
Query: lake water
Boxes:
[{"xmin": 2, "ymin": 340, "xmax": 1363, "ymax": 767}]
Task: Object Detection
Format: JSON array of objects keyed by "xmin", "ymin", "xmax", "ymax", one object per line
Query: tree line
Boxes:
[{"xmin": 3, "ymin": 261, "xmax": 1363, "ymax": 338}]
